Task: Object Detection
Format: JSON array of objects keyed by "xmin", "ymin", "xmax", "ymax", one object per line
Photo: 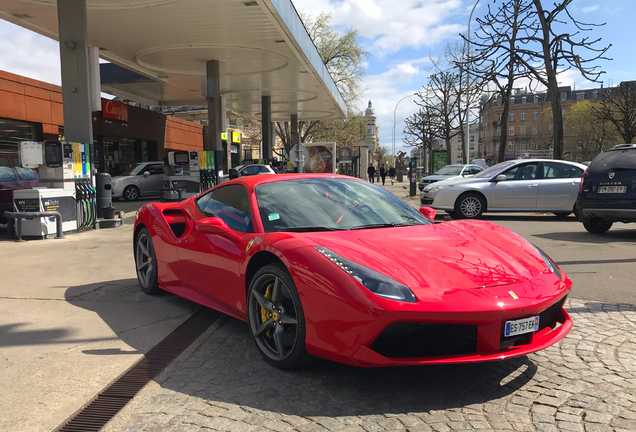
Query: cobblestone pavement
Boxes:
[{"xmin": 115, "ymin": 299, "xmax": 636, "ymax": 432}]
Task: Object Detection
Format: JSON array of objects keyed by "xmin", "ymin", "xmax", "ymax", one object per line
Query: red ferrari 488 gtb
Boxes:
[{"xmin": 133, "ymin": 174, "xmax": 572, "ymax": 369}]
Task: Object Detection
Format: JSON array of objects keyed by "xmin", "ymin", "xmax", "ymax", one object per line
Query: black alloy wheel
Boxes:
[
  {"xmin": 124, "ymin": 185, "xmax": 140, "ymax": 201},
  {"xmin": 247, "ymin": 263, "xmax": 313, "ymax": 369},
  {"xmin": 455, "ymin": 193, "xmax": 486, "ymax": 219},
  {"xmin": 582, "ymin": 216, "xmax": 613, "ymax": 234},
  {"xmin": 135, "ymin": 228, "xmax": 160, "ymax": 295}
]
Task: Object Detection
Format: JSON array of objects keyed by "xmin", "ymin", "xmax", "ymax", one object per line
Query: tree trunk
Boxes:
[
  {"xmin": 445, "ymin": 137, "xmax": 452, "ymax": 164},
  {"xmin": 498, "ymin": 98, "xmax": 511, "ymax": 163}
]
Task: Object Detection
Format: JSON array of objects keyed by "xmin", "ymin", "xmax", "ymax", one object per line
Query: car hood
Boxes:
[
  {"xmin": 420, "ymin": 174, "xmax": 456, "ymax": 182},
  {"xmin": 302, "ymin": 220, "xmax": 550, "ymax": 297}
]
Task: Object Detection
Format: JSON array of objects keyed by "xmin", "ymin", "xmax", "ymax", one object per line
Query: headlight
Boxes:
[
  {"xmin": 429, "ymin": 184, "xmax": 454, "ymax": 194},
  {"xmin": 314, "ymin": 247, "xmax": 417, "ymax": 303},
  {"xmin": 533, "ymin": 245, "xmax": 563, "ymax": 280}
]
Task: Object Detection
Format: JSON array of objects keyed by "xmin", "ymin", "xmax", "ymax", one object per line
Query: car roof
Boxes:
[{"xmin": 224, "ymin": 173, "xmax": 354, "ymax": 189}]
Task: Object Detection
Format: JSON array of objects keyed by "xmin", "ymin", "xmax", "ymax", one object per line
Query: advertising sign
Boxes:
[
  {"xmin": 101, "ymin": 99, "xmax": 129, "ymax": 122},
  {"xmin": 337, "ymin": 146, "xmax": 352, "ymax": 163},
  {"xmin": 433, "ymin": 151, "xmax": 447, "ymax": 173},
  {"xmin": 231, "ymin": 131, "xmax": 241, "ymax": 144},
  {"xmin": 302, "ymin": 143, "xmax": 336, "ymax": 174}
]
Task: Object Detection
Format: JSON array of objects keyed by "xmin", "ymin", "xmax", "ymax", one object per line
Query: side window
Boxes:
[
  {"xmin": 0, "ymin": 156, "xmax": 17, "ymax": 181},
  {"xmin": 505, "ymin": 163, "xmax": 539, "ymax": 181},
  {"xmin": 198, "ymin": 185, "xmax": 253, "ymax": 233},
  {"xmin": 259, "ymin": 166, "xmax": 272, "ymax": 173},
  {"xmin": 570, "ymin": 166, "xmax": 584, "ymax": 178},
  {"xmin": 543, "ymin": 162, "xmax": 571, "ymax": 179},
  {"xmin": 241, "ymin": 166, "xmax": 260, "ymax": 176},
  {"xmin": 11, "ymin": 156, "xmax": 37, "ymax": 180},
  {"xmin": 148, "ymin": 164, "xmax": 164, "ymax": 175}
]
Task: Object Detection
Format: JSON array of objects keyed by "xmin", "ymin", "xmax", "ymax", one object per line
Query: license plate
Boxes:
[
  {"xmin": 504, "ymin": 316, "xmax": 539, "ymax": 337},
  {"xmin": 598, "ymin": 186, "xmax": 627, "ymax": 194}
]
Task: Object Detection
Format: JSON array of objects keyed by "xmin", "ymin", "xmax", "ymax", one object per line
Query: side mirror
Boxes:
[
  {"xmin": 195, "ymin": 217, "xmax": 242, "ymax": 241},
  {"xmin": 494, "ymin": 174, "xmax": 507, "ymax": 182},
  {"xmin": 419, "ymin": 206, "xmax": 436, "ymax": 222},
  {"xmin": 229, "ymin": 168, "xmax": 240, "ymax": 180},
  {"xmin": 143, "ymin": 171, "xmax": 150, "ymax": 177}
]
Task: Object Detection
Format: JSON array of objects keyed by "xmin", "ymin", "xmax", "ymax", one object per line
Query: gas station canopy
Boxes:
[{"xmin": 0, "ymin": 0, "xmax": 347, "ymax": 122}]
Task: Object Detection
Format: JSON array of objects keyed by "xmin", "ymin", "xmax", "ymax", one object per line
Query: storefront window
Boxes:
[{"xmin": 0, "ymin": 118, "xmax": 36, "ymax": 152}]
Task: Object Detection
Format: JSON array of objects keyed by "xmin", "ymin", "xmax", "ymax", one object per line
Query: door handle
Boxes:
[{"xmin": 528, "ymin": 184, "xmax": 538, "ymax": 188}]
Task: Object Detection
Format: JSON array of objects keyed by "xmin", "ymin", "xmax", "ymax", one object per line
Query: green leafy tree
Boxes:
[{"xmin": 568, "ymin": 100, "xmax": 621, "ymax": 159}]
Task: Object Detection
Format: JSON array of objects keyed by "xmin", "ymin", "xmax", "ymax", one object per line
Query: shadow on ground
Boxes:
[{"xmin": 533, "ymin": 229, "xmax": 636, "ymax": 244}]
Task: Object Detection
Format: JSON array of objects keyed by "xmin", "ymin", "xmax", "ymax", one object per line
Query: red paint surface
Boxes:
[{"xmin": 135, "ymin": 174, "xmax": 572, "ymax": 366}]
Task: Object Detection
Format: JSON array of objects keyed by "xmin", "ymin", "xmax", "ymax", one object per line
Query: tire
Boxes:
[
  {"xmin": 123, "ymin": 185, "xmax": 140, "ymax": 201},
  {"xmin": 134, "ymin": 228, "xmax": 160, "ymax": 295},
  {"xmin": 554, "ymin": 212, "xmax": 571, "ymax": 219},
  {"xmin": 247, "ymin": 263, "xmax": 313, "ymax": 369},
  {"xmin": 582, "ymin": 217, "xmax": 613, "ymax": 234},
  {"xmin": 454, "ymin": 193, "xmax": 486, "ymax": 219}
]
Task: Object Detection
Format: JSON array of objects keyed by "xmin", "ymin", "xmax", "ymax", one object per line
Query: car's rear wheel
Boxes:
[
  {"xmin": 247, "ymin": 263, "xmax": 313, "ymax": 369},
  {"xmin": 455, "ymin": 193, "xmax": 486, "ymax": 219},
  {"xmin": 582, "ymin": 216, "xmax": 613, "ymax": 234},
  {"xmin": 124, "ymin": 185, "xmax": 140, "ymax": 201},
  {"xmin": 135, "ymin": 228, "xmax": 160, "ymax": 295}
]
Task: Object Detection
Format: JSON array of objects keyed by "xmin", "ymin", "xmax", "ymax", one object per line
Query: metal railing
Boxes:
[{"xmin": 3, "ymin": 211, "xmax": 63, "ymax": 241}]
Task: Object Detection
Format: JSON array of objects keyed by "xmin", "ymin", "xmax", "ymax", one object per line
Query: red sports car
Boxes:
[{"xmin": 133, "ymin": 174, "xmax": 572, "ymax": 369}]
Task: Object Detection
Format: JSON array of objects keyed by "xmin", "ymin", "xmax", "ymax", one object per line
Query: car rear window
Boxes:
[
  {"xmin": 0, "ymin": 155, "xmax": 16, "ymax": 181},
  {"xmin": 588, "ymin": 149, "xmax": 636, "ymax": 173}
]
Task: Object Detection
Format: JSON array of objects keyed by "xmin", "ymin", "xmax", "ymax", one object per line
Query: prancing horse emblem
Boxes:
[{"xmin": 609, "ymin": 172, "xmax": 615, "ymax": 179}]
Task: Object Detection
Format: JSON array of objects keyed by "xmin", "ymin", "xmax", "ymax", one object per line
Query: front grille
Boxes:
[
  {"xmin": 499, "ymin": 296, "xmax": 567, "ymax": 350},
  {"xmin": 369, "ymin": 322, "xmax": 477, "ymax": 358},
  {"xmin": 421, "ymin": 198, "xmax": 434, "ymax": 205}
]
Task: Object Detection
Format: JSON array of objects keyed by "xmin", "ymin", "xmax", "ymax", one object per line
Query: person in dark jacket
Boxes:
[
  {"xmin": 380, "ymin": 164, "xmax": 387, "ymax": 185},
  {"xmin": 389, "ymin": 165, "xmax": 397, "ymax": 185},
  {"xmin": 367, "ymin": 164, "xmax": 376, "ymax": 183}
]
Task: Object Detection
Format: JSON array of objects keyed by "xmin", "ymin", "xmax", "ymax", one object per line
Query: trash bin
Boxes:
[
  {"xmin": 397, "ymin": 170, "xmax": 404, "ymax": 182},
  {"xmin": 95, "ymin": 173, "xmax": 113, "ymax": 219}
]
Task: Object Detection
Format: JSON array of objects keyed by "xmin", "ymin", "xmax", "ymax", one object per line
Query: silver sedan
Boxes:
[{"xmin": 421, "ymin": 159, "xmax": 587, "ymax": 219}]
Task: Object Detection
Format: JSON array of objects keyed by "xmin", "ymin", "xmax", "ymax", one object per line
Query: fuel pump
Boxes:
[{"xmin": 164, "ymin": 151, "xmax": 215, "ymax": 200}]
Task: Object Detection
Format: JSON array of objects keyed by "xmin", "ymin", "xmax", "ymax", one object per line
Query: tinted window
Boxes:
[
  {"xmin": 147, "ymin": 164, "xmax": 164, "ymax": 175},
  {"xmin": 570, "ymin": 166, "xmax": 584, "ymax": 178},
  {"xmin": 197, "ymin": 185, "xmax": 253, "ymax": 233},
  {"xmin": 464, "ymin": 166, "xmax": 482, "ymax": 175},
  {"xmin": 0, "ymin": 156, "xmax": 16, "ymax": 181},
  {"xmin": 259, "ymin": 166, "xmax": 272, "ymax": 173},
  {"xmin": 11, "ymin": 156, "xmax": 37, "ymax": 180},
  {"xmin": 588, "ymin": 149, "xmax": 636, "ymax": 173},
  {"xmin": 543, "ymin": 162, "xmax": 572, "ymax": 179},
  {"xmin": 505, "ymin": 163, "xmax": 539, "ymax": 180},
  {"xmin": 255, "ymin": 178, "xmax": 429, "ymax": 233},
  {"xmin": 241, "ymin": 166, "xmax": 260, "ymax": 176}
]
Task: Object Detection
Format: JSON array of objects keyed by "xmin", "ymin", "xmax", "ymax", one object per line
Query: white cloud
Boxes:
[
  {"xmin": 0, "ymin": 20, "xmax": 61, "ymax": 85},
  {"xmin": 581, "ymin": 5, "xmax": 600, "ymax": 13},
  {"xmin": 293, "ymin": 0, "xmax": 464, "ymax": 54}
]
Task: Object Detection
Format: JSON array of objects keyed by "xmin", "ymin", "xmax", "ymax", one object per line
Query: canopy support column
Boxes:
[
  {"xmin": 206, "ymin": 60, "xmax": 224, "ymax": 181},
  {"xmin": 57, "ymin": 0, "xmax": 93, "ymax": 146},
  {"xmin": 291, "ymin": 114, "xmax": 300, "ymax": 173},
  {"xmin": 262, "ymin": 96, "xmax": 273, "ymax": 161}
]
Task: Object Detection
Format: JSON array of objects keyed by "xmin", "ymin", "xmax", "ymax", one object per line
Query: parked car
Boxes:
[
  {"xmin": 229, "ymin": 164, "xmax": 276, "ymax": 179},
  {"xmin": 577, "ymin": 144, "xmax": 636, "ymax": 233},
  {"xmin": 418, "ymin": 164, "xmax": 483, "ymax": 191},
  {"xmin": 0, "ymin": 151, "xmax": 39, "ymax": 223},
  {"xmin": 111, "ymin": 161, "xmax": 165, "ymax": 201},
  {"xmin": 422, "ymin": 159, "xmax": 587, "ymax": 219}
]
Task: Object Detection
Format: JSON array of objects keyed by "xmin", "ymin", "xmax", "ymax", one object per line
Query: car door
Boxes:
[
  {"xmin": 177, "ymin": 184, "xmax": 254, "ymax": 316},
  {"xmin": 140, "ymin": 163, "xmax": 164, "ymax": 196},
  {"xmin": 490, "ymin": 162, "xmax": 541, "ymax": 209},
  {"xmin": 537, "ymin": 162, "xmax": 583, "ymax": 210}
]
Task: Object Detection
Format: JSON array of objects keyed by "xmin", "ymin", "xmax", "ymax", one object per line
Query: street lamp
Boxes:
[
  {"xmin": 465, "ymin": 0, "xmax": 481, "ymax": 165},
  {"xmin": 392, "ymin": 93, "xmax": 417, "ymax": 163}
]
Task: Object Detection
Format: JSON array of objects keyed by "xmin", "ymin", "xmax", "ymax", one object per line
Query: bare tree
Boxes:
[
  {"xmin": 594, "ymin": 82, "xmax": 636, "ymax": 144},
  {"xmin": 372, "ymin": 146, "xmax": 390, "ymax": 169},
  {"xmin": 403, "ymin": 106, "xmax": 442, "ymax": 173}
]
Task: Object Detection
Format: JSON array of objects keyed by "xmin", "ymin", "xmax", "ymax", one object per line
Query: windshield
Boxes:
[
  {"xmin": 588, "ymin": 149, "xmax": 636, "ymax": 173},
  {"xmin": 474, "ymin": 161, "xmax": 515, "ymax": 178},
  {"xmin": 120, "ymin": 164, "xmax": 146, "ymax": 176},
  {"xmin": 255, "ymin": 178, "xmax": 430, "ymax": 232},
  {"xmin": 435, "ymin": 166, "xmax": 463, "ymax": 176}
]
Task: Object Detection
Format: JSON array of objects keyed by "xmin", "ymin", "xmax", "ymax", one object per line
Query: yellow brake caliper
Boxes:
[{"xmin": 260, "ymin": 284, "xmax": 273, "ymax": 338}]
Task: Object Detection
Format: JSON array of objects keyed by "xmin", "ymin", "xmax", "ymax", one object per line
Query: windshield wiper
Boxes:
[
  {"xmin": 282, "ymin": 226, "xmax": 344, "ymax": 232},
  {"xmin": 349, "ymin": 223, "xmax": 412, "ymax": 230}
]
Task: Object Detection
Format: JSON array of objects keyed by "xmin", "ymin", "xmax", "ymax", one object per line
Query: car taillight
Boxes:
[{"xmin": 580, "ymin": 172, "xmax": 586, "ymax": 189}]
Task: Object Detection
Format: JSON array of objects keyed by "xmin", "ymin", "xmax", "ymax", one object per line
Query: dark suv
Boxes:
[
  {"xmin": 577, "ymin": 144, "xmax": 636, "ymax": 233},
  {"xmin": 0, "ymin": 151, "xmax": 40, "ymax": 224}
]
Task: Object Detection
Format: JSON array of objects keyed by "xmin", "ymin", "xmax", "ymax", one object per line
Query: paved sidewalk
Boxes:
[{"xmin": 109, "ymin": 299, "xmax": 636, "ymax": 432}]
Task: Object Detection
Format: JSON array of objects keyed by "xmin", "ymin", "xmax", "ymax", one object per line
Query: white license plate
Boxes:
[
  {"xmin": 504, "ymin": 316, "xmax": 539, "ymax": 337},
  {"xmin": 599, "ymin": 186, "xmax": 627, "ymax": 194}
]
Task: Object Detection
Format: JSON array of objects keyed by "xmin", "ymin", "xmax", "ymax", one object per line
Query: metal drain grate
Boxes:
[{"xmin": 55, "ymin": 307, "xmax": 219, "ymax": 432}]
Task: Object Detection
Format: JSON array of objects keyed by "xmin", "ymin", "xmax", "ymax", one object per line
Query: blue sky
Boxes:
[{"xmin": 0, "ymin": 0, "xmax": 634, "ymax": 154}]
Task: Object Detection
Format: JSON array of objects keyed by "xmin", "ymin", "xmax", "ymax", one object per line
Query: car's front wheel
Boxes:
[
  {"xmin": 247, "ymin": 263, "xmax": 313, "ymax": 369},
  {"xmin": 124, "ymin": 185, "xmax": 140, "ymax": 201},
  {"xmin": 454, "ymin": 193, "xmax": 486, "ymax": 219},
  {"xmin": 582, "ymin": 217, "xmax": 613, "ymax": 234},
  {"xmin": 134, "ymin": 228, "xmax": 160, "ymax": 295}
]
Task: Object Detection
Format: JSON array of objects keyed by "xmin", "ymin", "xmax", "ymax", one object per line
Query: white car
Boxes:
[{"xmin": 421, "ymin": 159, "xmax": 587, "ymax": 219}]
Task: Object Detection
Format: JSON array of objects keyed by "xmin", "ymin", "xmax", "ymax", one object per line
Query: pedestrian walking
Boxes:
[
  {"xmin": 380, "ymin": 164, "xmax": 387, "ymax": 186},
  {"xmin": 367, "ymin": 164, "xmax": 376, "ymax": 183},
  {"xmin": 389, "ymin": 165, "xmax": 396, "ymax": 185}
]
